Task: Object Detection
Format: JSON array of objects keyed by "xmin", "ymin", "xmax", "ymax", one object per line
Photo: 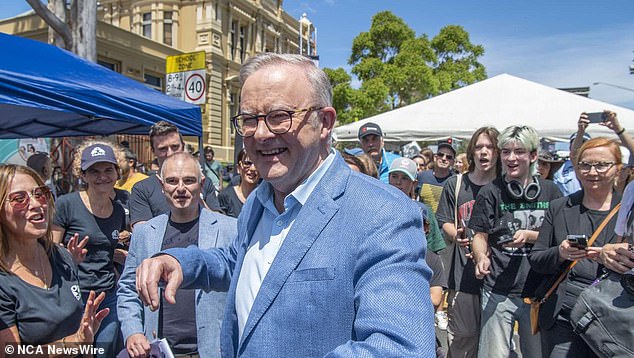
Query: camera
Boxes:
[
  {"xmin": 567, "ymin": 234, "xmax": 588, "ymax": 249},
  {"xmin": 586, "ymin": 112, "xmax": 607, "ymax": 123}
]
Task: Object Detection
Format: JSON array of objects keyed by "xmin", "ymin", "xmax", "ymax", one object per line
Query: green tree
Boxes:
[{"xmin": 328, "ymin": 11, "xmax": 486, "ymax": 125}]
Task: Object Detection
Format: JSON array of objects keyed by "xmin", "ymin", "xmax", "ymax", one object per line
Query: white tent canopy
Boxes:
[{"xmin": 333, "ymin": 74, "xmax": 634, "ymax": 143}]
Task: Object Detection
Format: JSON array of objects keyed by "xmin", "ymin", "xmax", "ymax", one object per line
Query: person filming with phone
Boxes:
[{"xmin": 529, "ymin": 137, "xmax": 623, "ymax": 357}]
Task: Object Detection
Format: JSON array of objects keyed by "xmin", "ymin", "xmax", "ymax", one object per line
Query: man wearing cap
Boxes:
[
  {"xmin": 115, "ymin": 149, "xmax": 148, "ymax": 193},
  {"xmin": 418, "ymin": 140, "xmax": 456, "ymax": 213},
  {"xmin": 358, "ymin": 122, "xmax": 401, "ymax": 183}
]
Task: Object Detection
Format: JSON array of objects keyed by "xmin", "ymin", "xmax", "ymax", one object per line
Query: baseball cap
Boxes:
[
  {"xmin": 538, "ymin": 150, "xmax": 563, "ymax": 163},
  {"xmin": 569, "ymin": 132, "xmax": 591, "ymax": 143},
  {"xmin": 358, "ymin": 122, "xmax": 383, "ymax": 139},
  {"xmin": 437, "ymin": 140, "xmax": 456, "ymax": 155},
  {"xmin": 81, "ymin": 144, "xmax": 118, "ymax": 171},
  {"xmin": 388, "ymin": 157, "xmax": 417, "ymax": 181}
]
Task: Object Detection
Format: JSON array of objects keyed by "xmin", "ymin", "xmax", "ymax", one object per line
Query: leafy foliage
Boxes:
[{"xmin": 327, "ymin": 11, "xmax": 486, "ymax": 125}]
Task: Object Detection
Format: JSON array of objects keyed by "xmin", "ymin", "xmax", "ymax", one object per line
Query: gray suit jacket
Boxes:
[{"xmin": 117, "ymin": 208, "xmax": 237, "ymax": 357}]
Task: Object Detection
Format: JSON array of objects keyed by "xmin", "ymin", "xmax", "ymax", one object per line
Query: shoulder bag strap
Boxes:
[
  {"xmin": 454, "ymin": 173, "xmax": 463, "ymax": 228},
  {"xmin": 541, "ymin": 202, "xmax": 621, "ymax": 302}
]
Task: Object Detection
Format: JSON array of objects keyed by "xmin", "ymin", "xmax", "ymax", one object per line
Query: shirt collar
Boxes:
[{"xmin": 256, "ymin": 149, "xmax": 337, "ymax": 210}]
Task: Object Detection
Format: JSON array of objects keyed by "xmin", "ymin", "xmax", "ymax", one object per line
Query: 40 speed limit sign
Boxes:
[{"xmin": 166, "ymin": 51, "xmax": 206, "ymax": 104}]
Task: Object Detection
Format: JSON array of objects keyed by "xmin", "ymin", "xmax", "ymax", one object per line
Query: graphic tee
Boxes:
[
  {"xmin": 54, "ymin": 191, "xmax": 125, "ymax": 291},
  {"xmin": 418, "ymin": 170, "xmax": 453, "ymax": 212},
  {"xmin": 469, "ymin": 177, "xmax": 562, "ymax": 297},
  {"xmin": 0, "ymin": 245, "xmax": 83, "ymax": 344}
]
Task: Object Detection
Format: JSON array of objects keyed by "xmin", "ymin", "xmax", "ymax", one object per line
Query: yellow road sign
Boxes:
[{"xmin": 166, "ymin": 51, "xmax": 205, "ymax": 74}]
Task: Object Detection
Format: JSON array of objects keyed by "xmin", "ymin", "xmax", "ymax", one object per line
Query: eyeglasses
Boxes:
[
  {"xmin": 577, "ymin": 161, "xmax": 616, "ymax": 173},
  {"xmin": 5, "ymin": 186, "xmax": 51, "ymax": 209},
  {"xmin": 240, "ymin": 160, "xmax": 255, "ymax": 169},
  {"xmin": 231, "ymin": 107, "xmax": 323, "ymax": 138},
  {"xmin": 436, "ymin": 152, "xmax": 454, "ymax": 160}
]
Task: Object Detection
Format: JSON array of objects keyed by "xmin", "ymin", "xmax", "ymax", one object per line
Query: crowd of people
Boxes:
[{"xmin": 0, "ymin": 52, "xmax": 633, "ymax": 358}]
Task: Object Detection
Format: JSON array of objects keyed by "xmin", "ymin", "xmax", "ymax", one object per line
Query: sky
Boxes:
[
  {"xmin": 282, "ymin": 0, "xmax": 634, "ymax": 109},
  {"xmin": 2, "ymin": 1, "xmax": 633, "ymax": 110}
]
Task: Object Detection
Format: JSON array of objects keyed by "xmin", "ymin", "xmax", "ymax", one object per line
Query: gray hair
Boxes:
[
  {"xmin": 240, "ymin": 53, "xmax": 334, "ymax": 146},
  {"xmin": 158, "ymin": 152, "xmax": 204, "ymax": 181},
  {"xmin": 498, "ymin": 125, "xmax": 540, "ymax": 176}
]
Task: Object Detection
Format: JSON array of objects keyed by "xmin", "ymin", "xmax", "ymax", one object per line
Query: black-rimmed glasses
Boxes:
[
  {"xmin": 5, "ymin": 186, "xmax": 51, "ymax": 209},
  {"xmin": 577, "ymin": 161, "xmax": 616, "ymax": 173},
  {"xmin": 231, "ymin": 107, "xmax": 323, "ymax": 138}
]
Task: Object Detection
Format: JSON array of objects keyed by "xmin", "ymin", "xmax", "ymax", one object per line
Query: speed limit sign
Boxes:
[{"xmin": 185, "ymin": 72, "xmax": 206, "ymax": 104}]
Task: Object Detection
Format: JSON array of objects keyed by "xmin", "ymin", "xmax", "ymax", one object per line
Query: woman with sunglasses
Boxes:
[
  {"xmin": 0, "ymin": 164, "xmax": 108, "ymax": 349},
  {"xmin": 218, "ymin": 148, "xmax": 260, "ymax": 218},
  {"xmin": 529, "ymin": 137, "xmax": 622, "ymax": 357},
  {"xmin": 51, "ymin": 141, "xmax": 126, "ymax": 358}
]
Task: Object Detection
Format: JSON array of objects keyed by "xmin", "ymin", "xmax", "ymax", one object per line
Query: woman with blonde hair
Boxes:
[
  {"xmin": 0, "ymin": 164, "xmax": 108, "ymax": 348},
  {"xmin": 52, "ymin": 140, "xmax": 126, "ymax": 357}
]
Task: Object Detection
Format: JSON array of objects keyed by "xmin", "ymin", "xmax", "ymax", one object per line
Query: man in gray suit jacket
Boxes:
[
  {"xmin": 118, "ymin": 152, "xmax": 237, "ymax": 357},
  {"xmin": 135, "ymin": 53, "xmax": 435, "ymax": 357}
]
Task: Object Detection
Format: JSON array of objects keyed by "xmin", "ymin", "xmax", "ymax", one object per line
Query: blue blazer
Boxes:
[
  {"xmin": 117, "ymin": 208, "xmax": 237, "ymax": 357},
  {"xmin": 170, "ymin": 155, "xmax": 436, "ymax": 357}
]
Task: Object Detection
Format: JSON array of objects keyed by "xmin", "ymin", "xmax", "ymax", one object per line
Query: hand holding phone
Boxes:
[
  {"xmin": 586, "ymin": 112, "xmax": 606, "ymax": 123},
  {"xmin": 567, "ymin": 234, "xmax": 588, "ymax": 249}
]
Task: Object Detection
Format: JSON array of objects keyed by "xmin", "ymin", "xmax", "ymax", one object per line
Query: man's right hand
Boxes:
[
  {"xmin": 475, "ymin": 256, "xmax": 491, "ymax": 279},
  {"xmin": 126, "ymin": 333, "xmax": 151, "ymax": 358},
  {"xmin": 136, "ymin": 255, "xmax": 183, "ymax": 311}
]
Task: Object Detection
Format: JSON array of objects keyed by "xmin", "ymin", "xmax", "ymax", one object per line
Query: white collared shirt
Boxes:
[{"xmin": 235, "ymin": 150, "xmax": 337, "ymax": 339}]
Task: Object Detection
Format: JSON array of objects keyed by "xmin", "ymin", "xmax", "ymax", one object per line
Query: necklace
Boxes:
[{"xmin": 13, "ymin": 249, "xmax": 49, "ymax": 289}]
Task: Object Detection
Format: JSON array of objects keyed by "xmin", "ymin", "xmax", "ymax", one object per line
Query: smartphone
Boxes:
[
  {"xmin": 586, "ymin": 112, "xmax": 606, "ymax": 123},
  {"xmin": 567, "ymin": 234, "xmax": 588, "ymax": 249},
  {"xmin": 497, "ymin": 234, "xmax": 515, "ymax": 245}
]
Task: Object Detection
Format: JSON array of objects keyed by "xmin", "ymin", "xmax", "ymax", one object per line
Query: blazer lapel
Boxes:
[
  {"xmin": 149, "ymin": 215, "xmax": 169, "ymax": 253},
  {"xmin": 198, "ymin": 209, "xmax": 219, "ymax": 249},
  {"xmin": 238, "ymin": 156, "xmax": 348, "ymax": 348}
]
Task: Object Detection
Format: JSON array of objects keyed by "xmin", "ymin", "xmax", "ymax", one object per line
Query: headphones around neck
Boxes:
[{"xmin": 506, "ymin": 176, "xmax": 541, "ymax": 202}]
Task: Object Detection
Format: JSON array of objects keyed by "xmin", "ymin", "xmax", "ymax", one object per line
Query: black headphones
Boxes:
[{"xmin": 506, "ymin": 176, "xmax": 541, "ymax": 202}]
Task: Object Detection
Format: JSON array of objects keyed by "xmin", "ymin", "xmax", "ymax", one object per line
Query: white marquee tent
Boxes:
[{"xmin": 333, "ymin": 74, "xmax": 634, "ymax": 143}]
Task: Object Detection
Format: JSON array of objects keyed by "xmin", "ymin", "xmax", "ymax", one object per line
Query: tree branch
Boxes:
[{"xmin": 25, "ymin": 0, "xmax": 72, "ymax": 50}]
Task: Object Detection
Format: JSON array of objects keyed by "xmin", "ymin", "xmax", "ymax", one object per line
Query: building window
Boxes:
[
  {"xmin": 144, "ymin": 73, "xmax": 162, "ymax": 91},
  {"xmin": 97, "ymin": 59, "xmax": 120, "ymax": 72},
  {"xmin": 142, "ymin": 12, "xmax": 152, "ymax": 38},
  {"xmin": 215, "ymin": 2, "xmax": 221, "ymax": 21},
  {"xmin": 230, "ymin": 21, "xmax": 237, "ymax": 60},
  {"xmin": 239, "ymin": 25, "xmax": 246, "ymax": 62},
  {"xmin": 163, "ymin": 11, "xmax": 173, "ymax": 46}
]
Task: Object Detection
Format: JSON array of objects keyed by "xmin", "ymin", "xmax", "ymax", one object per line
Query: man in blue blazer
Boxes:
[
  {"xmin": 136, "ymin": 53, "xmax": 435, "ymax": 357},
  {"xmin": 118, "ymin": 152, "xmax": 237, "ymax": 357}
]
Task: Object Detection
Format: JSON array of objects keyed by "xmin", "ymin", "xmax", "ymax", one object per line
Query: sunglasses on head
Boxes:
[
  {"xmin": 436, "ymin": 152, "xmax": 454, "ymax": 160},
  {"xmin": 5, "ymin": 186, "xmax": 51, "ymax": 209}
]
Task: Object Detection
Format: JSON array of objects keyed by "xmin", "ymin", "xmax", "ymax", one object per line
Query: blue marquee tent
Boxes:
[{"xmin": 0, "ymin": 32, "xmax": 202, "ymax": 139}]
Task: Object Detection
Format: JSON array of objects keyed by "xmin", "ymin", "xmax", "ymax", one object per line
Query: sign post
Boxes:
[{"xmin": 165, "ymin": 51, "xmax": 206, "ymax": 104}]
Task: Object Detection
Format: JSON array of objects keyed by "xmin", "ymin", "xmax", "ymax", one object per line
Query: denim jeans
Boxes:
[
  {"xmin": 478, "ymin": 288, "xmax": 541, "ymax": 358},
  {"xmin": 82, "ymin": 288, "xmax": 121, "ymax": 358}
]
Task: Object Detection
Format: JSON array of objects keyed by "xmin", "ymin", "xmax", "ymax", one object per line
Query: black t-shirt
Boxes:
[
  {"xmin": 469, "ymin": 177, "xmax": 562, "ymax": 297},
  {"xmin": 436, "ymin": 174, "xmax": 485, "ymax": 294},
  {"xmin": 0, "ymin": 245, "xmax": 83, "ymax": 344},
  {"xmin": 160, "ymin": 217, "xmax": 199, "ymax": 354},
  {"xmin": 130, "ymin": 175, "xmax": 220, "ymax": 225},
  {"xmin": 427, "ymin": 250, "xmax": 447, "ymax": 289},
  {"xmin": 218, "ymin": 186, "xmax": 243, "ymax": 218},
  {"xmin": 54, "ymin": 191, "xmax": 125, "ymax": 291}
]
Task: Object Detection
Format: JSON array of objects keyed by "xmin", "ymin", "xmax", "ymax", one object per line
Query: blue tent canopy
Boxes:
[{"xmin": 0, "ymin": 32, "xmax": 202, "ymax": 139}]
